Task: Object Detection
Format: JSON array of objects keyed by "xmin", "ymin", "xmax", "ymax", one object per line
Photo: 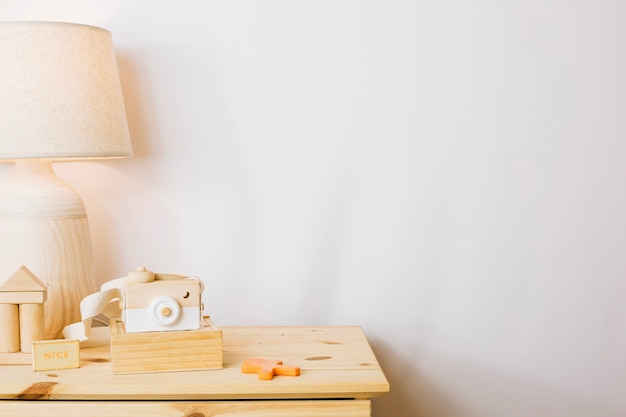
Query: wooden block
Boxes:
[
  {"xmin": 32, "ymin": 339, "xmax": 80, "ymax": 371},
  {"xmin": 0, "ymin": 351, "xmax": 31, "ymax": 365},
  {"xmin": 0, "ymin": 266, "xmax": 48, "ymax": 295},
  {"xmin": 19, "ymin": 304, "xmax": 45, "ymax": 353},
  {"xmin": 0, "ymin": 304, "xmax": 20, "ymax": 353},
  {"xmin": 110, "ymin": 317, "xmax": 223, "ymax": 374},
  {"xmin": 0, "ymin": 292, "xmax": 46, "ymax": 304}
]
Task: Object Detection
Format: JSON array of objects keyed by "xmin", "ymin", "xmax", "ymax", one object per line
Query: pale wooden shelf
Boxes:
[{"xmin": 0, "ymin": 325, "xmax": 389, "ymax": 417}]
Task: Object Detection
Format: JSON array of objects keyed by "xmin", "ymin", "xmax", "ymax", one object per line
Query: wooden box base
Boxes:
[{"xmin": 110, "ymin": 317, "xmax": 223, "ymax": 374}]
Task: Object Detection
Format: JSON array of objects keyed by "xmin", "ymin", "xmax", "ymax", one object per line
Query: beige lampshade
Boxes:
[{"xmin": 0, "ymin": 21, "xmax": 132, "ymax": 160}]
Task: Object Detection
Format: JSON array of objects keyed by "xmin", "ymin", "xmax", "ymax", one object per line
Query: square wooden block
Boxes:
[{"xmin": 110, "ymin": 317, "xmax": 223, "ymax": 374}]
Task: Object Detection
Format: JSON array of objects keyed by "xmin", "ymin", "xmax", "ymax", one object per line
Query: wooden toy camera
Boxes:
[{"xmin": 122, "ymin": 268, "xmax": 204, "ymax": 333}]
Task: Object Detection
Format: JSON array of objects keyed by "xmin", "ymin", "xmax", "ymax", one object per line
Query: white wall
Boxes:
[{"xmin": 2, "ymin": 1, "xmax": 626, "ymax": 415}]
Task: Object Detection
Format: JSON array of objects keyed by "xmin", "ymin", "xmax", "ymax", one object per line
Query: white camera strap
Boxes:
[{"xmin": 62, "ymin": 268, "xmax": 196, "ymax": 347}]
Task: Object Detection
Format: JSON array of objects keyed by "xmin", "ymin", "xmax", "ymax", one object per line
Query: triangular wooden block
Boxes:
[{"xmin": 0, "ymin": 265, "xmax": 47, "ymax": 294}]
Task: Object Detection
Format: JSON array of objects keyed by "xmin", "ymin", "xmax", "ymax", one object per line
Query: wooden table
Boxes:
[{"xmin": 0, "ymin": 326, "xmax": 389, "ymax": 416}]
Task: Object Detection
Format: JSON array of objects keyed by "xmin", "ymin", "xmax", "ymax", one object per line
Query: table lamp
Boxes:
[{"xmin": 0, "ymin": 22, "xmax": 132, "ymax": 339}]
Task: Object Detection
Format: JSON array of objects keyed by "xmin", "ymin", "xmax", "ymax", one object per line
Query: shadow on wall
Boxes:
[
  {"xmin": 116, "ymin": 52, "xmax": 158, "ymax": 160},
  {"xmin": 369, "ymin": 337, "xmax": 461, "ymax": 417}
]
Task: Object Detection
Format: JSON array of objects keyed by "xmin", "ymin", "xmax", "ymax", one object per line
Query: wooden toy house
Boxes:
[{"xmin": 0, "ymin": 266, "xmax": 47, "ymax": 354}]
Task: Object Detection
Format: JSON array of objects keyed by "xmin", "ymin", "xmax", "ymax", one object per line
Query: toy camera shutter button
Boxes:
[
  {"xmin": 127, "ymin": 266, "xmax": 155, "ymax": 284},
  {"xmin": 150, "ymin": 296, "xmax": 181, "ymax": 326}
]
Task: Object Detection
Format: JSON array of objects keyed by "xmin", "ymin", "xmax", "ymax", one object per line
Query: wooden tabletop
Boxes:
[{"xmin": 0, "ymin": 326, "xmax": 389, "ymax": 401}]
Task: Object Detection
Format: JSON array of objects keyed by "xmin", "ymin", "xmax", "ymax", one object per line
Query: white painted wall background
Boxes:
[{"xmin": 2, "ymin": 1, "xmax": 625, "ymax": 415}]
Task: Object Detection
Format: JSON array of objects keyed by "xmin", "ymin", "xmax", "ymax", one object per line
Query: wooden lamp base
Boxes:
[{"xmin": 0, "ymin": 160, "xmax": 97, "ymax": 340}]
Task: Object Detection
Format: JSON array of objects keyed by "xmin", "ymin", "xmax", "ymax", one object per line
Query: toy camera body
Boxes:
[{"xmin": 123, "ymin": 277, "xmax": 203, "ymax": 333}]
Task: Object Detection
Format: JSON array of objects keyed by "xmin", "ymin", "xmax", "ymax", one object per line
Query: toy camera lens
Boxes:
[{"xmin": 149, "ymin": 296, "xmax": 181, "ymax": 326}]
